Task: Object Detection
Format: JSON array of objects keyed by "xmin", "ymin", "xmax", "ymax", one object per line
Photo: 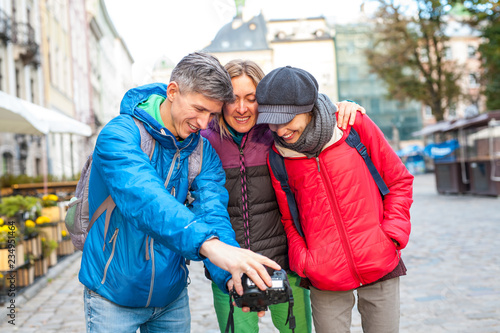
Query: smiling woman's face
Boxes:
[
  {"xmin": 268, "ymin": 112, "xmax": 313, "ymax": 144},
  {"xmin": 222, "ymin": 75, "xmax": 258, "ymax": 134}
]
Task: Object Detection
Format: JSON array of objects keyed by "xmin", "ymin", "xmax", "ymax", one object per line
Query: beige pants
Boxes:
[{"xmin": 310, "ymin": 277, "xmax": 400, "ymax": 333}]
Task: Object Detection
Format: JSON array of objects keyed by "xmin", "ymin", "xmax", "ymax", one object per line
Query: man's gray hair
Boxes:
[{"xmin": 170, "ymin": 52, "xmax": 235, "ymax": 104}]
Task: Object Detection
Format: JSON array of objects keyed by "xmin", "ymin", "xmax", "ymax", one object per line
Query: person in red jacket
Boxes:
[{"xmin": 255, "ymin": 66, "xmax": 414, "ymax": 333}]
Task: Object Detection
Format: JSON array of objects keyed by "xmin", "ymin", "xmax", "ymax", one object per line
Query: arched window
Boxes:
[{"xmin": 2, "ymin": 152, "xmax": 14, "ymax": 174}]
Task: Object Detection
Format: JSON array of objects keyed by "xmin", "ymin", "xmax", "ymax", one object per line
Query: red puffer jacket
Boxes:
[{"xmin": 268, "ymin": 114, "xmax": 413, "ymax": 291}]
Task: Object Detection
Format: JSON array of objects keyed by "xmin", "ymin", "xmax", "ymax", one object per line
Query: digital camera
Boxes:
[{"xmin": 231, "ymin": 269, "xmax": 291, "ymax": 312}]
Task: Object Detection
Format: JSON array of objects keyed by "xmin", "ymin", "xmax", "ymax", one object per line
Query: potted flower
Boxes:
[
  {"xmin": 0, "ymin": 219, "xmax": 24, "ymax": 271},
  {"xmin": 36, "ymin": 215, "xmax": 62, "ymax": 243},
  {"xmin": 41, "ymin": 194, "xmax": 61, "ymax": 222},
  {"xmin": 57, "ymin": 229, "xmax": 75, "ymax": 256},
  {"xmin": 22, "ymin": 219, "xmax": 41, "ymax": 260}
]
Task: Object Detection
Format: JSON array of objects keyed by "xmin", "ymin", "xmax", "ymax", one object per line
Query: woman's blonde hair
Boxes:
[{"xmin": 215, "ymin": 59, "xmax": 265, "ymax": 138}]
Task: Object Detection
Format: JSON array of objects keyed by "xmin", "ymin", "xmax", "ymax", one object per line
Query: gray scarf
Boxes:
[{"xmin": 273, "ymin": 93, "xmax": 337, "ymax": 158}]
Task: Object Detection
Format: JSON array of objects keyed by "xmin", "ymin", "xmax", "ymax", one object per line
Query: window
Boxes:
[
  {"xmin": 467, "ymin": 45, "xmax": 476, "ymax": 58},
  {"xmin": 370, "ymin": 98, "xmax": 380, "ymax": 113},
  {"xmin": 424, "ymin": 105, "xmax": 433, "ymax": 119},
  {"xmin": 2, "ymin": 152, "xmax": 13, "ymax": 174},
  {"xmin": 15, "ymin": 68, "xmax": 20, "ymax": 97},
  {"xmin": 444, "ymin": 47, "xmax": 452, "ymax": 60},
  {"xmin": 469, "ymin": 73, "xmax": 480, "ymax": 88},
  {"xmin": 35, "ymin": 158, "xmax": 41, "ymax": 176},
  {"xmin": 30, "ymin": 78, "xmax": 35, "ymax": 102}
]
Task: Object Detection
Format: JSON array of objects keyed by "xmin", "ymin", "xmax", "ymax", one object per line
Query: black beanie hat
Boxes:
[{"xmin": 256, "ymin": 66, "xmax": 319, "ymax": 125}]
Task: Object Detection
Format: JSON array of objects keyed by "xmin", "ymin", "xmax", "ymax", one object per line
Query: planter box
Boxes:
[
  {"xmin": 23, "ymin": 235, "xmax": 42, "ymax": 258},
  {"xmin": 41, "ymin": 206, "xmax": 62, "ymax": 223},
  {"xmin": 0, "ymin": 243, "xmax": 25, "ymax": 271},
  {"xmin": 57, "ymin": 239, "xmax": 75, "ymax": 256},
  {"xmin": 39, "ymin": 223, "xmax": 62, "ymax": 242},
  {"xmin": 34, "ymin": 258, "xmax": 48, "ymax": 277},
  {"xmin": 47, "ymin": 250, "xmax": 58, "ymax": 267},
  {"xmin": 16, "ymin": 265, "xmax": 35, "ymax": 288}
]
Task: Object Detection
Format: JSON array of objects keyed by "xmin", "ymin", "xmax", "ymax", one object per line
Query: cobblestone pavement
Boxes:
[{"xmin": 1, "ymin": 173, "xmax": 499, "ymax": 332}]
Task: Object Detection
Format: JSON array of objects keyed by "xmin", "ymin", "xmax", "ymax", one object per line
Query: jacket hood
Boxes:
[
  {"xmin": 119, "ymin": 82, "xmax": 200, "ymax": 152},
  {"xmin": 120, "ymin": 83, "xmax": 168, "ymax": 117}
]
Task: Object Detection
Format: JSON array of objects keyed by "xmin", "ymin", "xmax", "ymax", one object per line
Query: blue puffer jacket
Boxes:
[{"xmin": 79, "ymin": 83, "xmax": 237, "ymax": 307}]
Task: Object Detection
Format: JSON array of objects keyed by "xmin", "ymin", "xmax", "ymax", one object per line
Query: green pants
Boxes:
[{"xmin": 211, "ymin": 272, "xmax": 312, "ymax": 333}]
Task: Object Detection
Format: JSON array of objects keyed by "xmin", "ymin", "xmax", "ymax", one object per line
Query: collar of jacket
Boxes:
[
  {"xmin": 119, "ymin": 83, "xmax": 199, "ymax": 154},
  {"xmin": 133, "ymin": 107, "xmax": 200, "ymax": 154}
]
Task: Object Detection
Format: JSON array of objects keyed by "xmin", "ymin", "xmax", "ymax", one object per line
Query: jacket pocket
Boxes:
[{"xmin": 101, "ymin": 228, "xmax": 119, "ymax": 285}]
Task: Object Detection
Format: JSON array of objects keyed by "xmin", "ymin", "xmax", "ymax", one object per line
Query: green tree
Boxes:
[
  {"xmin": 365, "ymin": 0, "xmax": 462, "ymax": 121},
  {"xmin": 460, "ymin": 0, "xmax": 500, "ymax": 110}
]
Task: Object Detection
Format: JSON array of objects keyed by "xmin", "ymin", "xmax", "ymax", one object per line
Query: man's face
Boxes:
[{"xmin": 164, "ymin": 82, "xmax": 223, "ymax": 140}]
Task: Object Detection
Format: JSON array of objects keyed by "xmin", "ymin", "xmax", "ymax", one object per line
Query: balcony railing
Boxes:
[
  {"xmin": 0, "ymin": 8, "xmax": 11, "ymax": 42},
  {"xmin": 0, "ymin": 9, "xmax": 39, "ymax": 65},
  {"xmin": 11, "ymin": 22, "xmax": 39, "ymax": 64}
]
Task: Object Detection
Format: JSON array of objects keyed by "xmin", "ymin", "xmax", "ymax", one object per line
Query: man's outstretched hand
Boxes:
[{"xmin": 200, "ymin": 238, "xmax": 281, "ymax": 295}]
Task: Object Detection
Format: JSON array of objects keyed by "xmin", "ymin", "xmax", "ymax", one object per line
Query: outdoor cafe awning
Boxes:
[{"xmin": 0, "ymin": 89, "xmax": 92, "ymax": 137}]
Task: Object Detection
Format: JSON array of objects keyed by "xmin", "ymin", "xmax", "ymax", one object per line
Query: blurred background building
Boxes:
[
  {"xmin": 0, "ymin": 0, "xmax": 494, "ymax": 183},
  {"xmin": 0, "ymin": 0, "xmax": 132, "ymax": 183}
]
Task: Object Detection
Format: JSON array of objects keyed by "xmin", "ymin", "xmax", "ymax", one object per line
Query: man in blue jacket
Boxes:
[{"xmin": 79, "ymin": 52, "xmax": 280, "ymax": 332}]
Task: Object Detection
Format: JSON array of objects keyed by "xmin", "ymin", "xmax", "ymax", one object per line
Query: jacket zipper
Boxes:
[
  {"xmin": 135, "ymin": 117, "xmax": 196, "ymax": 305},
  {"xmin": 316, "ymin": 157, "xmax": 364, "ymax": 286},
  {"xmin": 238, "ymin": 135, "xmax": 251, "ymax": 249},
  {"xmin": 144, "ymin": 134, "xmax": 192, "ymax": 306},
  {"xmin": 101, "ymin": 228, "xmax": 119, "ymax": 285},
  {"xmin": 145, "ymin": 237, "xmax": 155, "ymax": 307}
]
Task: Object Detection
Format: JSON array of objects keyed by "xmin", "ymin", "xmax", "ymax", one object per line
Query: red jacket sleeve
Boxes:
[
  {"xmin": 267, "ymin": 151, "xmax": 308, "ymax": 277},
  {"xmin": 352, "ymin": 113, "xmax": 414, "ymax": 249}
]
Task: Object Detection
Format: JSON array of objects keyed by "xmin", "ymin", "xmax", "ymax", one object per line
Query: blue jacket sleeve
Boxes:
[
  {"xmin": 92, "ymin": 116, "xmax": 219, "ymax": 261},
  {"xmin": 188, "ymin": 138, "xmax": 239, "ymax": 293}
]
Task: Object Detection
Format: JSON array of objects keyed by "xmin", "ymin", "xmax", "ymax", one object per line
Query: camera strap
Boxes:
[
  {"xmin": 284, "ymin": 279, "xmax": 296, "ymax": 332},
  {"xmin": 225, "ymin": 295, "xmax": 235, "ymax": 333}
]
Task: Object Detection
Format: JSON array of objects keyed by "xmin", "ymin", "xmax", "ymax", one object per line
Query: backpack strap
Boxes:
[
  {"xmin": 89, "ymin": 118, "xmax": 156, "ymax": 251},
  {"xmin": 185, "ymin": 136, "xmax": 204, "ymax": 205},
  {"xmin": 268, "ymin": 148, "xmax": 304, "ymax": 238},
  {"xmin": 344, "ymin": 128, "xmax": 390, "ymax": 197}
]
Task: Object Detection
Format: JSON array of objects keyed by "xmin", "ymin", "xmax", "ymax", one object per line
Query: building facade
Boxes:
[
  {"xmin": 86, "ymin": 0, "xmax": 133, "ymax": 130},
  {"xmin": 335, "ymin": 23, "xmax": 422, "ymax": 144},
  {"xmin": 204, "ymin": 13, "xmax": 338, "ymax": 101},
  {"xmin": 0, "ymin": 0, "xmax": 134, "ymax": 182},
  {"xmin": 0, "ymin": 0, "xmax": 44, "ymax": 177}
]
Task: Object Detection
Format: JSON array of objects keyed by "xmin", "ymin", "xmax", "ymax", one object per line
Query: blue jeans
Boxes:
[{"xmin": 84, "ymin": 286, "xmax": 190, "ymax": 333}]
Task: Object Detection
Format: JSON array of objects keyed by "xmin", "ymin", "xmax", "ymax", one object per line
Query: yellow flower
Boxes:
[
  {"xmin": 0, "ymin": 273, "xmax": 3, "ymax": 279},
  {"xmin": 43, "ymin": 194, "xmax": 58, "ymax": 202},
  {"xmin": 41, "ymin": 237, "xmax": 46, "ymax": 242},
  {"xmin": 1, "ymin": 225, "xmax": 9, "ymax": 232},
  {"xmin": 61, "ymin": 230, "xmax": 68, "ymax": 237},
  {"xmin": 25, "ymin": 220, "xmax": 36, "ymax": 228},
  {"xmin": 36, "ymin": 216, "xmax": 51, "ymax": 224},
  {"xmin": 0, "ymin": 218, "xmax": 4, "ymax": 225}
]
